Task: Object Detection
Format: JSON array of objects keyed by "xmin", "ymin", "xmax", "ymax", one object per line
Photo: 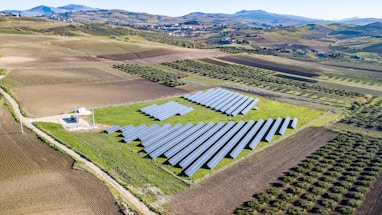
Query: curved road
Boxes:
[{"xmin": 0, "ymin": 87, "xmax": 156, "ymax": 215}]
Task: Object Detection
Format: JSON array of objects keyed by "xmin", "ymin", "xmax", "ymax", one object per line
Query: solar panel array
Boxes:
[
  {"xmin": 105, "ymin": 116, "xmax": 297, "ymax": 177},
  {"xmin": 183, "ymin": 88, "xmax": 258, "ymax": 116},
  {"xmin": 140, "ymin": 101, "xmax": 193, "ymax": 121}
]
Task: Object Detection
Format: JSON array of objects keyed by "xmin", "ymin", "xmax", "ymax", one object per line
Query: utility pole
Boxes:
[
  {"xmin": 92, "ymin": 108, "xmax": 96, "ymax": 127},
  {"xmin": 19, "ymin": 112, "xmax": 23, "ymax": 134}
]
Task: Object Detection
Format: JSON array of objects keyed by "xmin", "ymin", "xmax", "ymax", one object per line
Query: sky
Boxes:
[{"xmin": 1, "ymin": 0, "xmax": 381, "ymax": 20}]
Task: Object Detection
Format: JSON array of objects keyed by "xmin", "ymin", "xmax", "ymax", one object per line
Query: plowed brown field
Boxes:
[
  {"xmin": 357, "ymin": 172, "xmax": 382, "ymax": 215},
  {"xmin": 169, "ymin": 127, "xmax": 338, "ymax": 215},
  {"xmin": 0, "ymin": 105, "xmax": 121, "ymax": 215},
  {"xmin": 13, "ymin": 79, "xmax": 186, "ymax": 117}
]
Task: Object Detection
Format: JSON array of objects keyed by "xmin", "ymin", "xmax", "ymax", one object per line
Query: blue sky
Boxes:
[{"xmin": 1, "ymin": 0, "xmax": 381, "ymax": 20}]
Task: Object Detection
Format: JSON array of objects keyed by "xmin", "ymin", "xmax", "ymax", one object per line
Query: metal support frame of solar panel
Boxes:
[
  {"xmin": 240, "ymin": 98, "xmax": 259, "ymax": 115},
  {"xmin": 278, "ymin": 116, "xmax": 291, "ymax": 135},
  {"xmin": 198, "ymin": 88, "xmax": 225, "ymax": 106},
  {"xmin": 206, "ymin": 121, "xmax": 249, "ymax": 169},
  {"xmin": 178, "ymin": 107, "xmax": 193, "ymax": 116},
  {"xmin": 220, "ymin": 94, "xmax": 243, "ymax": 113},
  {"xmin": 142, "ymin": 123, "xmax": 183, "ymax": 151},
  {"xmin": 105, "ymin": 125, "xmax": 120, "ymax": 134},
  {"xmin": 229, "ymin": 119, "xmax": 265, "ymax": 158},
  {"xmin": 213, "ymin": 93, "xmax": 238, "ymax": 111},
  {"xmin": 164, "ymin": 122, "xmax": 215, "ymax": 159},
  {"xmin": 121, "ymin": 124, "xmax": 146, "ymax": 136},
  {"xmin": 247, "ymin": 118, "xmax": 274, "ymax": 150},
  {"xmin": 194, "ymin": 90, "xmax": 221, "ymax": 107},
  {"xmin": 121, "ymin": 127, "xmax": 137, "ymax": 137},
  {"xmin": 189, "ymin": 88, "xmax": 216, "ymax": 103},
  {"xmin": 145, "ymin": 123, "xmax": 193, "ymax": 154},
  {"xmin": 122, "ymin": 125, "xmax": 148, "ymax": 142},
  {"xmin": 264, "ymin": 117, "xmax": 283, "ymax": 142},
  {"xmin": 290, "ymin": 117, "xmax": 298, "ymax": 129},
  {"xmin": 179, "ymin": 121, "xmax": 235, "ymax": 169},
  {"xmin": 123, "ymin": 124, "xmax": 160, "ymax": 143},
  {"xmin": 205, "ymin": 90, "xmax": 231, "ymax": 108},
  {"xmin": 230, "ymin": 98, "xmax": 253, "ymax": 116},
  {"xmin": 184, "ymin": 88, "xmax": 259, "ymax": 116},
  {"xmin": 169, "ymin": 122, "xmax": 225, "ymax": 167},
  {"xmin": 140, "ymin": 101, "xmax": 193, "ymax": 121},
  {"xmin": 167, "ymin": 122, "xmax": 223, "ymax": 165},
  {"xmin": 149, "ymin": 122, "xmax": 206, "ymax": 159},
  {"xmin": 183, "ymin": 121, "xmax": 239, "ymax": 176},
  {"xmin": 144, "ymin": 102, "xmax": 178, "ymax": 121},
  {"xmin": 226, "ymin": 96, "xmax": 248, "ymax": 116},
  {"xmin": 140, "ymin": 123, "xmax": 171, "ymax": 144},
  {"xmin": 119, "ymin": 125, "xmax": 134, "ymax": 133}
]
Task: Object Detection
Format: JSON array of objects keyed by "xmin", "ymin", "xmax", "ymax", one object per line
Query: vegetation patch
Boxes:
[
  {"xmin": 162, "ymin": 59, "xmax": 363, "ymax": 100},
  {"xmin": 113, "ymin": 64, "xmax": 187, "ymax": 87},
  {"xmin": 341, "ymin": 97, "xmax": 382, "ymax": 131},
  {"xmin": 235, "ymin": 132, "xmax": 382, "ymax": 215},
  {"xmin": 34, "ymin": 122, "xmax": 188, "ymax": 209}
]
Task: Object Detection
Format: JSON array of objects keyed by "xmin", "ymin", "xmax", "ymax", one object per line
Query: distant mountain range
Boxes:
[
  {"xmin": 2, "ymin": 4, "xmax": 382, "ymax": 26},
  {"xmin": 2, "ymin": 4, "xmax": 96, "ymax": 17}
]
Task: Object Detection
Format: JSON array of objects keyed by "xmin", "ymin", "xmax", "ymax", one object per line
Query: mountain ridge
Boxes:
[{"xmin": 2, "ymin": 4, "xmax": 382, "ymax": 26}]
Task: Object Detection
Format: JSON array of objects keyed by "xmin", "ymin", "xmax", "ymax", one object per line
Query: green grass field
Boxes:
[{"xmin": 95, "ymin": 92, "xmax": 323, "ymax": 180}]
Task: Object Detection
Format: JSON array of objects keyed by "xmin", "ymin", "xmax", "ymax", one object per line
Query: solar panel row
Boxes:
[
  {"xmin": 140, "ymin": 101, "xmax": 193, "ymax": 121},
  {"xmin": 231, "ymin": 119, "xmax": 265, "ymax": 157},
  {"xmin": 145, "ymin": 123, "xmax": 193, "ymax": 155},
  {"xmin": 278, "ymin": 116, "xmax": 291, "ymax": 135},
  {"xmin": 180, "ymin": 121, "xmax": 235, "ymax": 169},
  {"xmin": 264, "ymin": 117, "xmax": 283, "ymax": 142},
  {"xmin": 169, "ymin": 122, "xmax": 225, "ymax": 166},
  {"xmin": 208, "ymin": 120, "xmax": 254, "ymax": 168},
  {"xmin": 149, "ymin": 122, "xmax": 205, "ymax": 159},
  {"xmin": 183, "ymin": 88, "xmax": 258, "ymax": 116},
  {"xmin": 104, "ymin": 116, "xmax": 298, "ymax": 177},
  {"xmin": 105, "ymin": 125, "xmax": 120, "ymax": 134},
  {"xmin": 291, "ymin": 117, "xmax": 298, "ymax": 129}
]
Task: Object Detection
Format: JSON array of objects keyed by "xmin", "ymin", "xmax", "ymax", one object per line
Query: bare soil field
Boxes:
[
  {"xmin": 0, "ymin": 104, "xmax": 120, "ymax": 215},
  {"xmin": 4, "ymin": 67, "xmax": 126, "ymax": 87},
  {"xmin": 200, "ymin": 58, "xmax": 230, "ymax": 66},
  {"xmin": 357, "ymin": 172, "xmax": 382, "ymax": 215},
  {"xmin": 218, "ymin": 55, "xmax": 320, "ymax": 77},
  {"xmin": 168, "ymin": 127, "xmax": 338, "ymax": 215},
  {"xmin": 99, "ymin": 48, "xmax": 184, "ymax": 61},
  {"xmin": 0, "ymin": 34, "xmax": 225, "ymax": 68},
  {"xmin": 13, "ymin": 79, "xmax": 186, "ymax": 117},
  {"xmin": 0, "ymin": 34, "xmax": 225, "ymax": 118}
]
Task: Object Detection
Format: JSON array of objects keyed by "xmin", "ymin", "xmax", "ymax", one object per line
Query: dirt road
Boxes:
[{"xmin": 0, "ymin": 87, "xmax": 156, "ymax": 215}]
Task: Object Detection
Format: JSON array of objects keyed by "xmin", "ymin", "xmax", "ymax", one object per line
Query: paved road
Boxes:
[{"xmin": 0, "ymin": 87, "xmax": 156, "ymax": 215}]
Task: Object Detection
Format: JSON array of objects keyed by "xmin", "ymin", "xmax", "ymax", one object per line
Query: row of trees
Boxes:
[
  {"xmin": 162, "ymin": 60, "xmax": 363, "ymax": 98},
  {"xmin": 235, "ymin": 132, "xmax": 382, "ymax": 215},
  {"xmin": 342, "ymin": 98, "xmax": 382, "ymax": 131},
  {"xmin": 113, "ymin": 64, "xmax": 187, "ymax": 87}
]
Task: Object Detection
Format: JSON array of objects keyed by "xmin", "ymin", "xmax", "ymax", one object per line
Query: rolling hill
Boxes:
[{"xmin": 2, "ymin": 5, "xmax": 382, "ymax": 26}]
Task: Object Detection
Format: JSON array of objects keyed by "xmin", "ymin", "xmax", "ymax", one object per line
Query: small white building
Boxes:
[{"xmin": 76, "ymin": 107, "xmax": 87, "ymax": 114}]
